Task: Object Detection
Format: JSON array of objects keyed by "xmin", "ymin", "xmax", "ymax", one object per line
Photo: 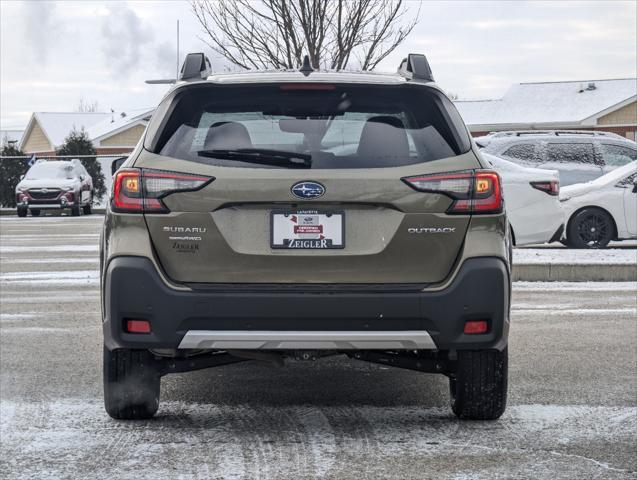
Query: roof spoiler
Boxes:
[
  {"xmin": 397, "ymin": 54, "xmax": 434, "ymax": 82},
  {"xmin": 146, "ymin": 52, "xmax": 212, "ymax": 85}
]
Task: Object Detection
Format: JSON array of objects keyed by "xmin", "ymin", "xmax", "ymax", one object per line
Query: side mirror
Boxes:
[
  {"xmin": 111, "ymin": 157, "xmax": 127, "ymax": 176},
  {"xmin": 19, "ymin": 174, "xmax": 24, "ymax": 180}
]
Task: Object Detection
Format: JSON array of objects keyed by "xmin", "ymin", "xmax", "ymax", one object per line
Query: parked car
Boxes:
[
  {"xmin": 560, "ymin": 160, "xmax": 637, "ymax": 248},
  {"xmin": 15, "ymin": 159, "xmax": 93, "ymax": 217},
  {"xmin": 101, "ymin": 53, "xmax": 511, "ymax": 421},
  {"xmin": 482, "ymin": 153, "xmax": 563, "ymax": 246},
  {"xmin": 475, "ymin": 130, "xmax": 637, "ymax": 186}
]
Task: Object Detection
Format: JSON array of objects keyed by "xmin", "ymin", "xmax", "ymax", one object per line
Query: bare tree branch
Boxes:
[{"xmin": 190, "ymin": 0, "xmax": 420, "ymax": 71}]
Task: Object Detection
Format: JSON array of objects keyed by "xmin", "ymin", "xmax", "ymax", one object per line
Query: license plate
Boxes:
[{"xmin": 271, "ymin": 210, "xmax": 344, "ymax": 249}]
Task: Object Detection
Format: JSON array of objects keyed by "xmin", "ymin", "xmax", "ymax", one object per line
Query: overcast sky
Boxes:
[{"xmin": 1, "ymin": 0, "xmax": 635, "ymax": 129}]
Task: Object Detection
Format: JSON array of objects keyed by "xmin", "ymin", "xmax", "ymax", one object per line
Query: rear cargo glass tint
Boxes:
[{"xmin": 149, "ymin": 84, "xmax": 470, "ymax": 169}]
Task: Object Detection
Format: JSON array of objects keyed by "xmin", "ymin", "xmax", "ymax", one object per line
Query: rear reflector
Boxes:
[
  {"xmin": 464, "ymin": 320, "xmax": 489, "ymax": 334},
  {"xmin": 126, "ymin": 319, "xmax": 151, "ymax": 334},
  {"xmin": 402, "ymin": 170, "xmax": 503, "ymax": 215},
  {"xmin": 530, "ymin": 180, "xmax": 559, "ymax": 196},
  {"xmin": 111, "ymin": 168, "xmax": 213, "ymax": 214}
]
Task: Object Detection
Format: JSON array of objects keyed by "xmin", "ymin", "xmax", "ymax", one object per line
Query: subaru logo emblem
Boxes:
[
  {"xmin": 291, "ymin": 181, "xmax": 325, "ymax": 199},
  {"xmin": 41, "ymin": 189, "xmax": 48, "ymax": 193}
]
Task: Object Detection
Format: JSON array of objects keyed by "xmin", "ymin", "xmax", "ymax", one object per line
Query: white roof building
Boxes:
[
  {"xmin": 19, "ymin": 109, "xmax": 154, "ymax": 154},
  {"xmin": 455, "ymin": 78, "xmax": 637, "ymax": 139}
]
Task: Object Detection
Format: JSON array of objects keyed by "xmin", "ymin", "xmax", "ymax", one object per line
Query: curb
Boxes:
[{"xmin": 513, "ymin": 263, "xmax": 637, "ymax": 282}]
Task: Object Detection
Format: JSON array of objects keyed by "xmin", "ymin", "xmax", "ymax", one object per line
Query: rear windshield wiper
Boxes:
[{"xmin": 197, "ymin": 148, "xmax": 312, "ymax": 168}]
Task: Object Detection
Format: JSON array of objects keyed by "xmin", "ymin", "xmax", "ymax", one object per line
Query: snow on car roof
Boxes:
[{"xmin": 455, "ymin": 78, "xmax": 637, "ymax": 127}]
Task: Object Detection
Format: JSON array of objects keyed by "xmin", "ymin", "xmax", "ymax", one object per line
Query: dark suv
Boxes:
[
  {"xmin": 475, "ymin": 130, "xmax": 637, "ymax": 186},
  {"xmin": 101, "ymin": 53, "xmax": 511, "ymax": 420}
]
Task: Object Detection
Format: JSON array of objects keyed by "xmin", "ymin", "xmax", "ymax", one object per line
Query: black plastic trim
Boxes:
[
  {"xmin": 549, "ymin": 223, "xmax": 565, "ymax": 243},
  {"xmin": 103, "ymin": 256, "xmax": 510, "ymax": 351}
]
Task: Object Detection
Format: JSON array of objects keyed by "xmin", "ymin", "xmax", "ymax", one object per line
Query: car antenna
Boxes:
[{"xmin": 299, "ymin": 55, "xmax": 313, "ymax": 76}]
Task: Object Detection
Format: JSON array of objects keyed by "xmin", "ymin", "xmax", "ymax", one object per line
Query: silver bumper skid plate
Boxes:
[{"xmin": 178, "ymin": 330, "xmax": 436, "ymax": 350}]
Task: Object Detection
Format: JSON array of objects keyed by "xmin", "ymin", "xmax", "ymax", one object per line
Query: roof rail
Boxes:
[
  {"xmin": 145, "ymin": 52, "xmax": 212, "ymax": 85},
  {"xmin": 488, "ymin": 130, "xmax": 625, "ymax": 139},
  {"xmin": 397, "ymin": 54, "xmax": 434, "ymax": 82}
]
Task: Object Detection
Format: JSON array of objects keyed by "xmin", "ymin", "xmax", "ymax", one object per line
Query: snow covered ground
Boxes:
[{"xmin": 1, "ymin": 400, "xmax": 635, "ymax": 479}]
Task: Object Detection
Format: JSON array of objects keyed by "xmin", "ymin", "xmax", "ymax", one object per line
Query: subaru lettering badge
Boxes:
[{"xmin": 291, "ymin": 181, "xmax": 325, "ymax": 199}]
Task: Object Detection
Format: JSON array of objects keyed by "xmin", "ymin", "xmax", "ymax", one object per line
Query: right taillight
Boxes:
[
  {"xmin": 530, "ymin": 180, "xmax": 559, "ymax": 196},
  {"xmin": 111, "ymin": 168, "xmax": 213, "ymax": 213},
  {"xmin": 402, "ymin": 170, "xmax": 503, "ymax": 215}
]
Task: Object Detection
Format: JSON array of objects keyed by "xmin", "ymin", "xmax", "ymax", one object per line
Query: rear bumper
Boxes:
[{"xmin": 103, "ymin": 256, "xmax": 510, "ymax": 351}]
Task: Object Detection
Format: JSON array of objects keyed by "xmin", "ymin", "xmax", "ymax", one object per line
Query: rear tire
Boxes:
[
  {"xmin": 103, "ymin": 347, "xmax": 160, "ymax": 420},
  {"xmin": 17, "ymin": 207, "xmax": 27, "ymax": 217},
  {"xmin": 30, "ymin": 209, "xmax": 41, "ymax": 217},
  {"xmin": 566, "ymin": 208, "xmax": 614, "ymax": 249},
  {"xmin": 450, "ymin": 348, "xmax": 508, "ymax": 420}
]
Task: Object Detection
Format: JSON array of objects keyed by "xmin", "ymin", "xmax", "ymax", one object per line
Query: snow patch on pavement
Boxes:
[
  {"xmin": 0, "ymin": 270, "xmax": 99, "ymax": 286},
  {"xmin": 513, "ymin": 281, "xmax": 637, "ymax": 291},
  {"xmin": 513, "ymin": 308, "xmax": 636, "ymax": 315},
  {"xmin": 514, "ymin": 248, "xmax": 637, "ymax": 264},
  {"xmin": 4, "ymin": 257, "xmax": 100, "ymax": 265},
  {"xmin": 0, "ymin": 245, "xmax": 99, "ymax": 253}
]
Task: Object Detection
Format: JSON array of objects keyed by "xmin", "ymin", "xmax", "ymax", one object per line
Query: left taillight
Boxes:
[
  {"xmin": 530, "ymin": 180, "xmax": 559, "ymax": 196},
  {"xmin": 402, "ymin": 170, "xmax": 503, "ymax": 215},
  {"xmin": 111, "ymin": 168, "xmax": 213, "ymax": 213}
]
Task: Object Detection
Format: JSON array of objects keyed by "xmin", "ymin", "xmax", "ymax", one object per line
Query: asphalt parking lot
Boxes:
[{"xmin": 0, "ymin": 215, "xmax": 635, "ymax": 479}]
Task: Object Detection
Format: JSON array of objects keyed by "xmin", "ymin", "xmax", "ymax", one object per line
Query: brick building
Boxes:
[{"xmin": 455, "ymin": 78, "xmax": 637, "ymax": 140}]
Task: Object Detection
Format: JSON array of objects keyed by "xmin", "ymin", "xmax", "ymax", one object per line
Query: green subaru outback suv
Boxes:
[{"xmin": 101, "ymin": 53, "xmax": 511, "ymax": 420}]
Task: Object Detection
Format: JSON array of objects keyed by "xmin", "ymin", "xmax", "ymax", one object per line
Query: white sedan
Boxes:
[
  {"xmin": 560, "ymin": 160, "xmax": 637, "ymax": 248},
  {"xmin": 483, "ymin": 153, "xmax": 564, "ymax": 246}
]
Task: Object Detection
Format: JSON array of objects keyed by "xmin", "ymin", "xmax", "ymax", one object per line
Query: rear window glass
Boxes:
[
  {"xmin": 149, "ymin": 84, "xmax": 471, "ymax": 169},
  {"xmin": 546, "ymin": 143, "xmax": 596, "ymax": 164}
]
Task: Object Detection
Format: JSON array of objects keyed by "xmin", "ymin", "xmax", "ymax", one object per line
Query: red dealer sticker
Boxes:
[{"xmin": 294, "ymin": 224, "xmax": 323, "ymax": 234}]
